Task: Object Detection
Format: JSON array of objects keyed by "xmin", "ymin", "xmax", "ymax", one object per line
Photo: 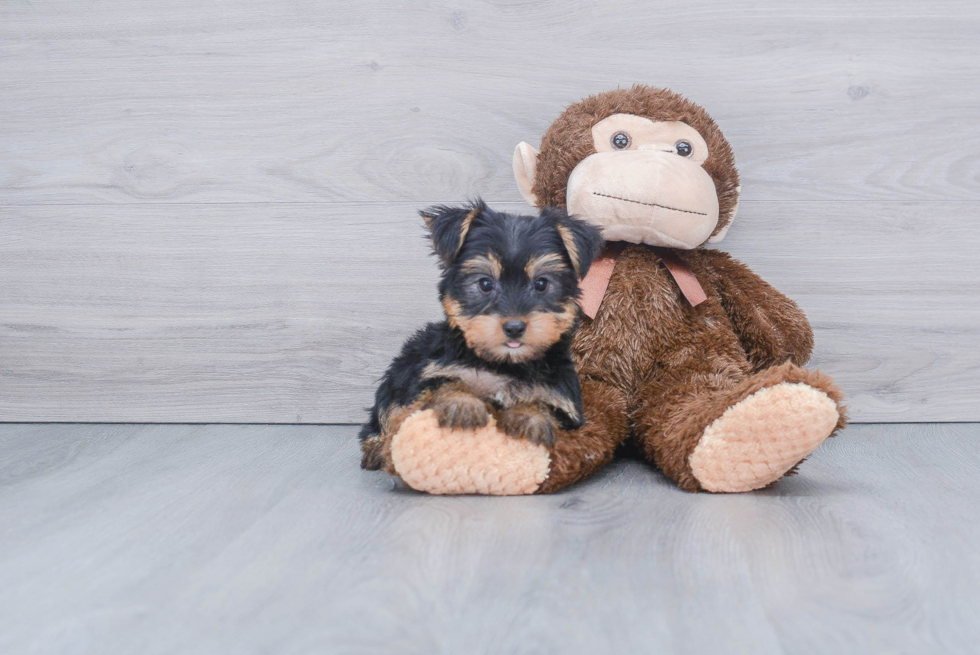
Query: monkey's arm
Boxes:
[{"xmin": 701, "ymin": 250, "xmax": 814, "ymax": 371}]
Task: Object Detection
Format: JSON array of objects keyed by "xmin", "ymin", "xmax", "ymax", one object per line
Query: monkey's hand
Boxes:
[{"xmin": 705, "ymin": 250, "xmax": 814, "ymax": 370}]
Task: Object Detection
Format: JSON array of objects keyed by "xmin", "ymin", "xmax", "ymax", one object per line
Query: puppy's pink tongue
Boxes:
[{"xmin": 506, "ymin": 341, "xmax": 522, "ymax": 349}]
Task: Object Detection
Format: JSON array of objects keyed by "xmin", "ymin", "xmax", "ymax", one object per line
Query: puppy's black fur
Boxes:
[{"xmin": 359, "ymin": 201, "xmax": 603, "ymax": 470}]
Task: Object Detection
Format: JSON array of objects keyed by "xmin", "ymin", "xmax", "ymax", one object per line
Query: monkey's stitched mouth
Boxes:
[{"xmin": 592, "ymin": 191, "xmax": 707, "ymax": 217}]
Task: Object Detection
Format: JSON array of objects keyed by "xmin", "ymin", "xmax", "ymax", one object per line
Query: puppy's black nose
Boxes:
[{"xmin": 503, "ymin": 319, "xmax": 527, "ymax": 339}]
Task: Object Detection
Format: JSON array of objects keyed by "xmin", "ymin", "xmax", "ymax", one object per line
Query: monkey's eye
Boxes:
[
  {"xmin": 477, "ymin": 277, "xmax": 494, "ymax": 293},
  {"xmin": 533, "ymin": 277, "xmax": 549, "ymax": 293},
  {"xmin": 611, "ymin": 132, "xmax": 631, "ymax": 150},
  {"xmin": 675, "ymin": 140, "xmax": 693, "ymax": 157}
]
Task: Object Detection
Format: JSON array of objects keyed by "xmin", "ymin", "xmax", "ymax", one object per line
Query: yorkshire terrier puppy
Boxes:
[{"xmin": 359, "ymin": 201, "xmax": 603, "ymax": 471}]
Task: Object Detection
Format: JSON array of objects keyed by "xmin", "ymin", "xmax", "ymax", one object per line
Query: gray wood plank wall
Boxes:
[{"xmin": 2, "ymin": 1, "xmax": 978, "ymax": 423}]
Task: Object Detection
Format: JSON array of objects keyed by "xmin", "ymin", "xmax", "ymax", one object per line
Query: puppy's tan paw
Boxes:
[
  {"xmin": 498, "ymin": 406, "xmax": 557, "ymax": 447},
  {"xmin": 429, "ymin": 394, "xmax": 490, "ymax": 431}
]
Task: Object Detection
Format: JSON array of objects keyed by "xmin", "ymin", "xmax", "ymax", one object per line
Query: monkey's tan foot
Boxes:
[
  {"xmin": 390, "ymin": 410, "xmax": 551, "ymax": 495},
  {"xmin": 689, "ymin": 382, "xmax": 840, "ymax": 493}
]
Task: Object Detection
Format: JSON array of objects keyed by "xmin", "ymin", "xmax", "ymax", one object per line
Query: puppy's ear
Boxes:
[
  {"xmin": 420, "ymin": 201, "xmax": 484, "ymax": 267},
  {"xmin": 542, "ymin": 207, "xmax": 604, "ymax": 279}
]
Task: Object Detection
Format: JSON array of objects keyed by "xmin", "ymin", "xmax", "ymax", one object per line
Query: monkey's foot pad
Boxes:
[
  {"xmin": 689, "ymin": 382, "xmax": 839, "ymax": 493},
  {"xmin": 391, "ymin": 410, "xmax": 551, "ymax": 495}
]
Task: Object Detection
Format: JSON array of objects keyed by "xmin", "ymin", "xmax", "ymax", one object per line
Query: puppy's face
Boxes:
[
  {"xmin": 443, "ymin": 245, "xmax": 577, "ymax": 364},
  {"xmin": 423, "ymin": 203, "xmax": 603, "ymax": 364}
]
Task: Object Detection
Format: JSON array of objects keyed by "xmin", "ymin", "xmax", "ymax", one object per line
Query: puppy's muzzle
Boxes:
[{"xmin": 502, "ymin": 319, "xmax": 527, "ymax": 343}]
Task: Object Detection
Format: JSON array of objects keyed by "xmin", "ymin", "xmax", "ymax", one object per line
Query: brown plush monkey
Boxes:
[{"xmin": 376, "ymin": 85, "xmax": 846, "ymax": 495}]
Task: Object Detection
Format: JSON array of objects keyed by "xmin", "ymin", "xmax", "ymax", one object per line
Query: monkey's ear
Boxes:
[
  {"xmin": 420, "ymin": 201, "xmax": 483, "ymax": 267},
  {"xmin": 543, "ymin": 208, "xmax": 604, "ymax": 279},
  {"xmin": 708, "ymin": 185, "xmax": 740, "ymax": 243},
  {"xmin": 513, "ymin": 142, "xmax": 540, "ymax": 207}
]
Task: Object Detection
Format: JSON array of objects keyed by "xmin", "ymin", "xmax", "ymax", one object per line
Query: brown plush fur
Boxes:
[
  {"xmin": 522, "ymin": 87, "xmax": 844, "ymax": 492},
  {"xmin": 377, "ymin": 86, "xmax": 846, "ymax": 494},
  {"xmin": 538, "ymin": 246, "xmax": 846, "ymax": 492},
  {"xmin": 537, "ymin": 378, "xmax": 630, "ymax": 493},
  {"xmin": 532, "ymin": 85, "xmax": 741, "ymax": 240}
]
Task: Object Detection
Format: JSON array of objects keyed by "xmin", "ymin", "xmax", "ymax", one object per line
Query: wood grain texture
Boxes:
[
  {"xmin": 3, "ymin": 201, "xmax": 978, "ymax": 423},
  {"xmin": 1, "ymin": 423, "xmax": 979, "ymax": 654},
  {"xmin": 1, "ymin": 0, "xmax": 978, "ymax": 422},
  {"xmin": 0, "ymin": 0, "xmax": 978, "ymax": 204}
]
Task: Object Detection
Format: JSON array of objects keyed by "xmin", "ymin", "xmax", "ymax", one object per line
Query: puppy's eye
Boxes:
[
  {"xmin": 675, "ymin": 140, "xmax": 693, "ymax": 157},
  {"xmin": 477, "ymin": 277, "xmax": 494, "ymax": 293},
  {"xmin": 611, "ymin": 132, "xmax": 631, "ymax": 150},
  {"xmin": 533, "ymin": 277, "xmax": 549, "ymax": 293}
]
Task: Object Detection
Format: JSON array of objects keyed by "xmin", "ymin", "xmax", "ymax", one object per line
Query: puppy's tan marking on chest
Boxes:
[
  {"xmin": 422, "ymin": 363, "xmax": 512, "ymax": 398},
  {"xmin": 420, "ymin": 363, "xmax": 579, "ymax": 421}
]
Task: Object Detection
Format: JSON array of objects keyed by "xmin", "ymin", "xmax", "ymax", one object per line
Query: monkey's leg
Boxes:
[
  {"xmin": 384, "ymin": 378, "xmax": 628, "ymax": 496},
  {"xmin": 360, "ymin": 383, "xmax": 487, "ymax": 472},
  {"xmin": 536, "ymin": 378, "xmax": 629, "ymax": 494},
  {"xmin": 634, "ymin": 361, "xmax": 846, "ymax": 492}
]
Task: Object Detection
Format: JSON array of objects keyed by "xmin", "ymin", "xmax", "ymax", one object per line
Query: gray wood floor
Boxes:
[{"xmin": 2, "ymin": 423, "xmax": 978, "ymax": 654}]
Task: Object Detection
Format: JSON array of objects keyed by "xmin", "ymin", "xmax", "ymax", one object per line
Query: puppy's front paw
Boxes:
[
  {"xmin": 430, "ymin": 394, "xmax": 490, "ymax": 430},
  {"xmin": 498, "ymin": 406, "xmax": 557, "ymax": 447}
]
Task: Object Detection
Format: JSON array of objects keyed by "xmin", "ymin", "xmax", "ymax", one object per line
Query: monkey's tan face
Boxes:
[{"xmin": 565, "ymin": 114, "xmax": 720, "ymax": 250}]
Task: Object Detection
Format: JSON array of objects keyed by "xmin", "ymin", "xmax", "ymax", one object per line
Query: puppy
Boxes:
[{"xmin": 359, "ymin": 200, "xmax": 603, "ymax": 471}]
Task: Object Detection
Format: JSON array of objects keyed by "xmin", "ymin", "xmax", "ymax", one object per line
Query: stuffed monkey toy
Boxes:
[{"xmin": 366, "ymin": 85, "xmax": 846, "ymax": 494}]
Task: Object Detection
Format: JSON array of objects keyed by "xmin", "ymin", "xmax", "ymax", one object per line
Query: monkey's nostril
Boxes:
[{"xmin": 502, "ymin": 320, "xmax": 527, "ymax": 339}]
